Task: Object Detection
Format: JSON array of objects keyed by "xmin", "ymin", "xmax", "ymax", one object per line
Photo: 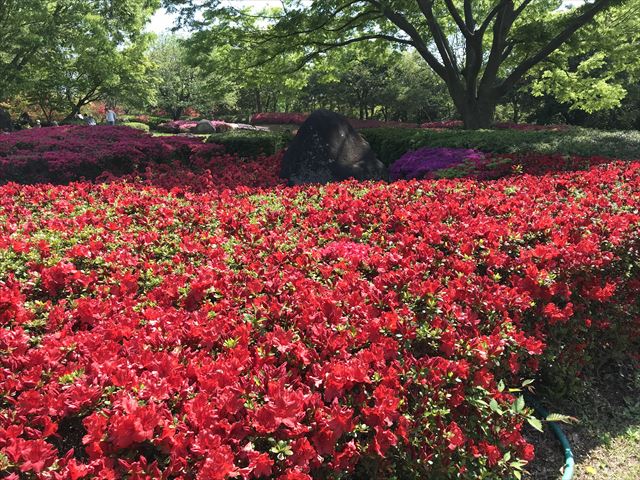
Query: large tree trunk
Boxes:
[
  {"xmin": 455, "ymin": 93, "xmax": 498, "ymax": 129},
  {"xmin": 254, "ymin": 89, "xmax": 262, "ymax": 113},
  {"xmin": 63, "ymin": 103, "xmax": 84, "ymax": 123}
]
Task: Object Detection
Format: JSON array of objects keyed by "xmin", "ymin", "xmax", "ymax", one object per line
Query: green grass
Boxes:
[{"xmin": 526, "ymin": 362, "xmax": 640, "ymax": 480}]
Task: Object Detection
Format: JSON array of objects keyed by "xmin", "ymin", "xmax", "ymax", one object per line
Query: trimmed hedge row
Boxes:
[
  {"xmin": 361, "ymin": 127, "xmax": 640, "ymax": 165},
  {"xmin": 122, "ymin": 122, "xmax": 150, "ymax": 132},
  {"xmin": 202, "ymin": 126, "xmax": 640, "ymax": 163},
  {"xmin": 206, "ymin": 130, "xmax": 294, "ymax": 157}
]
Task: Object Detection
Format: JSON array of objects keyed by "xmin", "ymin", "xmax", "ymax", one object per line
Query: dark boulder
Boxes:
[
  {"xmin": 0, "ymin": 109, "xmax": 13, "ymax": 132},
  {"xmin": 280, "ymin": 109, "xmax": 386, "ymax": 184}
]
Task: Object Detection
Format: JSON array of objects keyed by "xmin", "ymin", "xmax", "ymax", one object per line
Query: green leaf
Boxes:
[
  {"xmin": 489, "ymin": 398, "xmax": 503, "ymax": 415},
  {"xmin": 527, "ymin": 417, "xmax": 544, "ymax": 432},
  {"xmin": 546, "ymin": 413, "xmax": 579, "ymax": 424},
  {"xmin": 515, "ymin": 396, "xmax": 526, "ymax": 413}
]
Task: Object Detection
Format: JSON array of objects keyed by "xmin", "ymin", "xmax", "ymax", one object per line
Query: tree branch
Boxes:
[
  {"xmin": 478, "ymin": 0, "xmax": 508, "ymax": 35},
  {"xmin": 363, "ymin": 0, "xmax": 447, "ymax": 79},
  {"xmin": 443, "ymin": 0, "xmax": 472, "ymax": 37},
  {"xmin": 415, "ymin": 0, "xmax": 460, "ymax": 76},
  {"xmin": 500, "ymin": 0, "xmax": 620, "ymax": 95},
  {"xmin": 464, "ymin": 0, "xmax": 475, "ymax": 30}
]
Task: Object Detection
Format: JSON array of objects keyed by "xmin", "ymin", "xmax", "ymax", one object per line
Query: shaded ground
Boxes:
[{"xmin": 527, "ymin": 361, "xmax": 640, "ymax": 479}]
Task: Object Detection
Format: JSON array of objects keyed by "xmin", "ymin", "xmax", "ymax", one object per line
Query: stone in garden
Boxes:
[
  {"xmin": 0, "ymin": 108, "xmax": 13, "ymax": 132},
  {"xmin": 280, "ymin": 109, "xmax": 386, "ymax": 185},
  {"xmin": 194, "ymin": 120, "xmax": 217, "ymax": 134},
  {"xmin": 228, "ymin": 122, "xmax": 270, "ymax": 132}
]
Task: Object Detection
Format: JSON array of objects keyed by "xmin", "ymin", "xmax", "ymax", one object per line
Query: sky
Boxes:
[
  {"xmin": 148, "ymin": 1, "xmax": 282, "ymax": 33},
  {"xmin": 148, "ymin": 1, "xmax": 586, "ymax": 34}
]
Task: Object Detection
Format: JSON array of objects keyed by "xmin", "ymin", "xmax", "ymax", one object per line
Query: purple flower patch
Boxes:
[{"xmin": 389, "ymin": 147, "xmax": 485, "ymax": 180}]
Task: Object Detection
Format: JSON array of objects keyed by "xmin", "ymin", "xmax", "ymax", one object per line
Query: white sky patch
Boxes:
[
  {"xmin": 147, "ymin": 1, "xmax": 588, "ymax": 34},
  {"xmin": 147, "ymin": 1, "xmax": 283, "ymax": 34}
]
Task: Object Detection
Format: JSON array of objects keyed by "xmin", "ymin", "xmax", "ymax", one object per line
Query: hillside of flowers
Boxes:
[
  {"xmin": 0, "ymin": 126, "xmax": 224, "ymax": 184},
  {"xmin": 0, "ymin": 125, "xmax": 639, "ymax": 478}
]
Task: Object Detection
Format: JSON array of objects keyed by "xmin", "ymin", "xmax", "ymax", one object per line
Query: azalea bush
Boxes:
[
  {"xmin": 389, "ymin": 148, "xmax": 618, "ymax": 182},
  {"xmin": 420, "ymin": 120, "xmax": 464, "ymax": 129},
  {"xmin": 0, "ymin": 143, "xmax": 639, "ymax": 478},
  {"xmin": 389, "ymin": 147, "xmax": 485, "ymax": 180},
  {"xmin": 432, "ymin": 152, "xmax": 616, "ymax": 181},
  {"xmin": 0, "ymin": 126, "xmax": 223, "ymax": 184}
]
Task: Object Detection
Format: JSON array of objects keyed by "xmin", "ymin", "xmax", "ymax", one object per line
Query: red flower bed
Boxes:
[
  {"xmin": 1, "ymin": 153, "xmax": 639, "ymax": 478},
  {"xmin": 0, "ymin": 126, "xmax": 223, "ymax": 184},
  {"xmin": 420, "ymin": 120, "xmax": 464, "ymax": 129}
]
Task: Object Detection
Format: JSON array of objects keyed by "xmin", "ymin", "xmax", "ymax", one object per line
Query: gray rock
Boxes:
[
  {"xmin": 194, "ymin": 120, "xmax": 217, "ymax": 134},
  {"xmin": 0, "ymin": 109, "xmax": 13, "ymax": 132},
  {"xmin": 228, "ymin": 123, "xmax": 270, "ymax": 132},
  {"xmin": 280, "ymin": 109, "xmax": 386, "ymax": 185}
]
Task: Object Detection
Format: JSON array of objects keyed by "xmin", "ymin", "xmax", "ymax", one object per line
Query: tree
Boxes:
[
  {"xmin": 167, "ymin": 0, "xmax": 631, "ymax": 128},
  {"xmin": 528, "ymin": 2, "xmax": 640, "ymax": 114},
  {"xmin": 23, "ymin": 28, "xmax": 156, "ymax": 121},
  {"xmin": 150, "ymin": 35, "xmax": 229, "ymax": 119},
  {"xmin": 0, "ymin": 0, "xmax": 160, "ymax": 103},
  {"xmin": 183, "ymin": 9, "xmax": 312, "ymax": 117}
]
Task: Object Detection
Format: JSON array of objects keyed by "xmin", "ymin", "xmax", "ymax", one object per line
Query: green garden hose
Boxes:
[{"xmin": 525, "ymin": 394, "xmax": 575, "ymax": 480}]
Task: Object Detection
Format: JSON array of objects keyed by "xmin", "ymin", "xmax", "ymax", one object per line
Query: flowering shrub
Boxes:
[
  {"xmin": 133, "ymin": 115, "xmax": 150, "ymax": 124},
  {"xmin": 0, "ymin": 126, "xmax": 222, "ymax": 184},
  {"xmin": 420, "ymin": 120, "xmax": 464, "ymax": 129},
  {"xmin": 102, "ymin": 150, "xmax": 285, "ymax": 193},
  {"xmin": 433, "ymin": 152, "xmax": 614, "ymax": 180},
  {"xmin": 389, "ymin": 147, "xmax": 485, "ymax": 180},
  {"xmin": 0, "ymin": 148, "xmax": 639, "ymax": 478},
  {"xmin": 389, "ymin": 148, "xmax": 617, "ymax": 182}
]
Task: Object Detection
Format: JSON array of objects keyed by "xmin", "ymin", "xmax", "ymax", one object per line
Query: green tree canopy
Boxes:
[
  {"xmin": 167, "ymin": 0, "xmax": 637, "ymax": 128},
  {"xmin": 0, "ymin": 0, "xmax": 159, "ymax": 105}
]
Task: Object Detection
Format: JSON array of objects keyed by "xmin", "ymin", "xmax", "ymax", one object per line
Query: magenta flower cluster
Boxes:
[{"xmin": 389, "ymin": 147, "xmax": 485, "ymax": 180}]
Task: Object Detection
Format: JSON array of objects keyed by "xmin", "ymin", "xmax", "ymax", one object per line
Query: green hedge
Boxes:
[
  {"xmin": 122, "ymin": 122, "xmax": 150, "ymax": 132},
  {"xmin": 147, "ymin": 116, "xmax": 173, "ymax": 129},
  {"xmin": 207, "ymin": 130, "xmax": 294, "ymax": 157},
  {"xmin": 361, "ymin": 127, "xmax": 640, "ymax": 165}
]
